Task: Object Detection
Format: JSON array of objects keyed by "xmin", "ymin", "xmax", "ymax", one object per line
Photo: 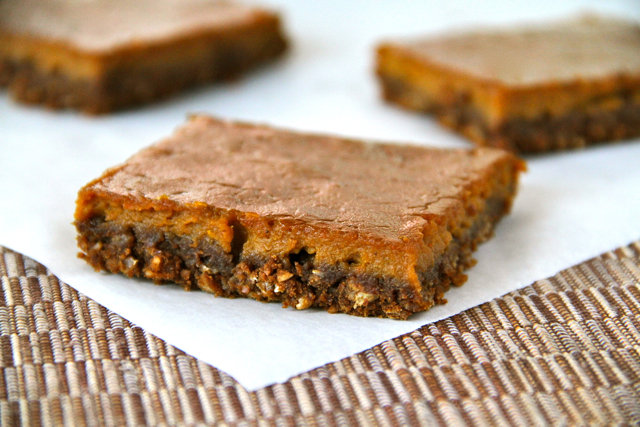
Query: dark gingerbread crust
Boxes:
[
  {"xmin": 379, "ymin": 74, "xmax": 640, "ymax": 153},
  {"xmin": 75, "ymin": 194, "xmax": 511, "ymax": 320},
  {"xmin": 0, "ymin": 28, "xmax": 286, "ymax": 114}
]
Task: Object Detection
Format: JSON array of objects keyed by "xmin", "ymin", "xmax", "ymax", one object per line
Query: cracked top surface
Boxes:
[
  {"xmin": 0, "ymin": 0, "xmax": 274, "ymax": 52},
  {"xmin": 389, "ymin": 16, "xmax": 640, "ymax": 86},
  {"xmin": 87, "ymin": 116, "xmax": 517, "ymax": 240}
]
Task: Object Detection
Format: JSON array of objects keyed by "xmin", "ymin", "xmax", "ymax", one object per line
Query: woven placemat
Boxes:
[{"xmin": 2, "ymin": 242, "xmax": 640, "ymax": 426}]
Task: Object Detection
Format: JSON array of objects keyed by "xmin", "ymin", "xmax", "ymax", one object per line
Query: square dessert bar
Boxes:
[
  {"xmin": 0, "ymin": 0, "xmax": 287, "ymax": 114},
  {"xmin": 376, "ymin": 17, "xmax": 640, "ymax": 153},
  {"xmin": 75, "ymin": 116, "xmax": 524, "ymax": 319}
]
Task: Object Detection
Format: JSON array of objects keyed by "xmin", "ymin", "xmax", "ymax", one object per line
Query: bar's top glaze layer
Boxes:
[
  {"xmin": 388, "ymin": 17, "xmax": 640, "ymax": 86},
  {"xmin": 0, "ymin": 0, "xmax": 276, "ymax": 52},
  {"xmin": 86, "ymin": 115, "xmax": 517, "ymax": 243}
]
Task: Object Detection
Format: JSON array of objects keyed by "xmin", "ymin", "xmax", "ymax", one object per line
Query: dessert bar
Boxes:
[
  {"xmin": 75, "ymin": 116, "xmax": 524, "ymax": 319},
  {"xmin": 0, "ymin": 0, "xmax": 287, "ymax": 114},
  {"xmin": 376, "ymin": 17, "xmax": 640, "ymax": 152}
]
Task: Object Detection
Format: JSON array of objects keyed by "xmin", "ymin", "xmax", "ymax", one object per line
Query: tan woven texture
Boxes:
[{"xmin": 2, "ymin": 242, "xmax": 640, "ymax": 426}]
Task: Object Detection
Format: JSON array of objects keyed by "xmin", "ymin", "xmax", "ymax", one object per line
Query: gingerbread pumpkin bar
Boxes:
[
  {"xmin": 0, "ymin": 0, "xmax": 287, "ymax": 114},
  {"xmin": 377, "ymin": 17, "xmax": 640, "ymax": 152},
  {"xmin": 75, "ymin": 116, "xmax": 524, "ymax": 319}
]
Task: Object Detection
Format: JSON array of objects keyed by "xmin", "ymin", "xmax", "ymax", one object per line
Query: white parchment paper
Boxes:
[{"xmin": 1, "ymin": 0, "xmax": 639, "ymax": 390}]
